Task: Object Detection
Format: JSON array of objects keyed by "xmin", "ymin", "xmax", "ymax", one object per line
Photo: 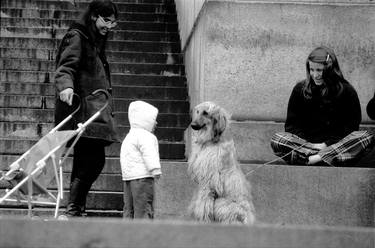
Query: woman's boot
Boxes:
[{"xmin": 63, "ymin": 178, "xmax": 91, "ymax": 217}]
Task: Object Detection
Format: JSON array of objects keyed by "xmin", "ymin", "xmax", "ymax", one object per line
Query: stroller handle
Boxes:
[
  {"xmin": 91, "ymin": 89, "xmax": 110, "ymax": 113},
  {"xmin": 70, "ymin": 93, "xmax": 81, "ymax": 116}
]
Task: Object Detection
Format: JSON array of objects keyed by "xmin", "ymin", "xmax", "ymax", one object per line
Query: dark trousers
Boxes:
[
  {"xmin": 66, "ymin": 137, "xmax": 106, "ymax": 216},
  {"xmin": 123, "ymin": 178, "xmax": 155, "ymax": 219}
]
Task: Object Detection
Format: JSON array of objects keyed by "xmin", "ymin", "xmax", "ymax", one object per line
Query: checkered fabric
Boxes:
[{"xmin": 270, "ymin": 131, "xmax": 374, "ymax": 166}]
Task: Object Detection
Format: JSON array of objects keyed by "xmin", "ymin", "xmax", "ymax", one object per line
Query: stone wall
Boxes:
[{"xmin": 175, "ymin": 0, "xmax": 375, "ymax": 161}]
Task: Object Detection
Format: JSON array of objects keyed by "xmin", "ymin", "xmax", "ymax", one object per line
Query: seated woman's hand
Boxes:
[{"xmin": 312, "ymin": 143, "xmax": 327, "ymax": 150}]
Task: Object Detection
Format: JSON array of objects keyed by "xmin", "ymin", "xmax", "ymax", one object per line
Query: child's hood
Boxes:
[{"xmin": 128, "ymin": 101, "xmax": 158, "ymax": 132}]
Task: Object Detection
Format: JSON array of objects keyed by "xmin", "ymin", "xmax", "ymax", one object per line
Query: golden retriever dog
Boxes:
[{"xmin": 187, "ymin": 101, "xmax": 255, "ymax": 224}]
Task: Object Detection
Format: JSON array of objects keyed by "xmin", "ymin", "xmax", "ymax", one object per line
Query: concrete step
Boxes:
[
  {"xmin": 0, "ymin": 94, "xmax": 54, "ymax": 109},
  {"xmin": 0, "ymin": 174, "xmax": 121, "ymax": 192},
  {"xmin": 0, "ymin": 189, "xmax": 123, "ymax": 210},
  {"xmin": 1, "ymin": 217, "xmax": 374, "ymax": 248},
  {"xmin": 1, "ymin": 1, "xmax": 177, "ymax": 14},
  {"xmin": 112, "ymin": 85, "xmax": 188, "ymax": 100},
  {"xmin": 0, "ymin": 70, "xmax": 186, "ymax": 86},
  {"xmin": 0, "ymin": 208, "xmax": 122, "ymax": 218},
  {"xmin": 0, "ymin": 48, "xmax": 183, "ymax": 64},
  {"xmin": 0, "ymin": 122, "xmax": 53, "ymax": 138},
  {"xmin": 0, "ymin": 108, "xmax": 190, "ymax": 128},
  {"xmin": 0, "ymin": 155, "xmax": 186, "ymax": 175},
  {"xmin": 112, "ymin": 74, "xmax": 186, "ymax": 87},
  {"xmin": 0, "ymin": 70, "xmax": 54, "ymax": 83},
  {"xmin": 0, "ymin": 138, "xmax": 186, "ymax": 159},
  {"xmin": 0, "ymin": 94, "xmax": 189, "ymax": 110},
  {"xmin": 1, "ymin": 27, "xmax": 180, "ymax": 42},
  {"xmin": 0, "ymin": 38, "xmax": 181, "ymax": 53},
  {"xmin": 1, "ymin": 163, "xmax": 375, "ymax": 227},
  {"xmin": 0, "ymin": 154, "xmax": 121, "ymax": 174},
  {"xmin": 0, "ymin": 82, "xmax": 54, "ymax": 96},
  {"xmin": 114, "ymin": 99, "xmax": 190, "ymax": 113},
  {"xmin": 0, "ymin": 47, "xmax": 56, "ymax": 61},
  {"xmin": 0, "ymin": 108, "xmax": 53, "ymax": 122},
  {"xmin": 99, "ymin": 63, "xmax": 186, "ymax": 76},
  {"xmin": 0, "ymin": 121, "xmax": 186, "ymax": 142},
  {"xmin": 0, "ymin": 18, "xmax": 179, "ymax": 32},
  {"xmin": 0, "ymin": 59, "xmax": 185, "ymax": 76},
  {"xmin": 1, "ymin": 8, "xmax": 177, "ymax": 22}
]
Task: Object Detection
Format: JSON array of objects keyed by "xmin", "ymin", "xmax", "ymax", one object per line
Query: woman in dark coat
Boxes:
[
  {"xmin": 270, "ymin": 46, "xmax": 374, "ymax": 166},
  {"xmin": 54, "ymin": 0, "xmax": 119, "ymax": 218}
]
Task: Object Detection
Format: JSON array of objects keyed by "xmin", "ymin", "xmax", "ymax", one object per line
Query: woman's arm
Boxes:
[{"xmin": 55, "ymin": 31, "xmax": 82, "ymax": 94}]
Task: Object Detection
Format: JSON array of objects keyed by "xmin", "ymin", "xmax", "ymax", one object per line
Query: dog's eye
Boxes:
[{"xmin": 202, "ymin": 110, "xmax": 208, "ymax": 116}]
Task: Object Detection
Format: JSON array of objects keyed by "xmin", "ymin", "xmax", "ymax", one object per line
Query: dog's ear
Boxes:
[{"xmin": 212, "ymin": 107, "xmax": 228, "ymax": 142}]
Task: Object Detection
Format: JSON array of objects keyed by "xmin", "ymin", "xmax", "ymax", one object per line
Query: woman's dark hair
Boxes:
[
  {"xmin": 81, "ymin": 0, "xmax": 119, "ymax": 27},
  {"xmin": 302, "ymin": 46, "xmax": 348, "ymax": 100}
]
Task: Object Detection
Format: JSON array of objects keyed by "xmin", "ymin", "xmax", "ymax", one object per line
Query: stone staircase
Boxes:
[{"xmin": 0, "ymin": 0, "xmax": 190, "ymax": 216}]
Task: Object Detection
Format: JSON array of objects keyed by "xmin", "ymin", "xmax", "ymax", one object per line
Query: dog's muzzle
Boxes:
[{"xmin": 191, "ymin": 123, "xmax": 205, "ymax": 130}]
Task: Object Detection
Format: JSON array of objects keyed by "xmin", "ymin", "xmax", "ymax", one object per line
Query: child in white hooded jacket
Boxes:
[{"xmin": 120, "ymin": 101, "xmax": 162, "ymax": 219}]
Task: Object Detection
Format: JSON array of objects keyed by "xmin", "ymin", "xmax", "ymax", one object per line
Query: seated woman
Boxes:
[{"xmin": 271, "ymin": 46, "xmax": 374, "ymax": 166}]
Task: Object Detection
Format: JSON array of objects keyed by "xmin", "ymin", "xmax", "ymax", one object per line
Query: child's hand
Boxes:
[{"xmin": 153, "ymin": 175, "xmax": 161, "ymax": 180}]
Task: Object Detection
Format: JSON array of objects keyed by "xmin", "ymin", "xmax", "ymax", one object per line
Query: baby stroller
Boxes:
[{"xmin": 0, "ymin": 89, "xmax": 110, "ymax": 218}]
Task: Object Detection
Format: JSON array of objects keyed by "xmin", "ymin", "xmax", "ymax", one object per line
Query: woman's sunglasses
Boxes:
[{"xmin": 98, "ymin": 15, "xmax": 117, "ymax": 29}]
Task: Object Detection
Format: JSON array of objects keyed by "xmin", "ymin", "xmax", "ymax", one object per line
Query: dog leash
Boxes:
[
  {"xmin": 245, "ymin": 142, "xmax": 308, "ymax": 176},
  {"xmin": 245, "ymin": 131, "xmax": 373, "ymax": 176}
]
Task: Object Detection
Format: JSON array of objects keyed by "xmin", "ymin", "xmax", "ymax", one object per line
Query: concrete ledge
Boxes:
[
  {"xmin": 156, "ymin": 163, "xmax": 375, "ymax": 227},
  {"xmin": 1, "ymin": 162, "xmax": 374, "ymax": 227},
  {"xmin": 0, "ymin": 217, "xmax": 374, "ymax": 248}
]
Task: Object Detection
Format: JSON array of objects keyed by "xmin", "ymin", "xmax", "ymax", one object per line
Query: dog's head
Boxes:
[{"xmin": 190, "ymin": 102, "xmax": 230, "ymax": 143}]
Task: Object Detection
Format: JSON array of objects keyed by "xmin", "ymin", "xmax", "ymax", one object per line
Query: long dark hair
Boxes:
[{"xmin": 302, "ymin": 46, "xmax": 348, "ymax": 100}]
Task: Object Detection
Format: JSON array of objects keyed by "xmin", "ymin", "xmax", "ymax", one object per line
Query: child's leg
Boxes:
[
  {"xmin": 270, "ymin": 132, "xmax": 319, "ymax": 165},
  {"xmin": 131, "ymin": 177, "xmax": 154, "ymax": 219},
  {"xmin": 318, "ymin": 131, "xmax": 374, "ymax": 166},
  {"xmin": 123, "ymin": 180, "xmax": 134, "ymax": 218}
]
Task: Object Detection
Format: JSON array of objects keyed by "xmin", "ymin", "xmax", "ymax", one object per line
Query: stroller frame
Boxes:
[{"xmin": 0, "ymin": 89, "xmax": 109, "ymax": 218}]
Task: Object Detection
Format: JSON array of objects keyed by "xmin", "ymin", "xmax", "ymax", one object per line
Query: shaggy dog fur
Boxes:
[{"xmin": 188, "ymin": 102, "xmax": 255, "ymax": 224}]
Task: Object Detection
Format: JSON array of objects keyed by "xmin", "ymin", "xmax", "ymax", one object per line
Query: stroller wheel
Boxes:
[{"xmin": 57, "ymin": 214, "xmax": 69, "ymax": 221}]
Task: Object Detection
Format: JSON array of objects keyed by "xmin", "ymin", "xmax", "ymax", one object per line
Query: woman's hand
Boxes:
[
  {"xmin": 59, "ymin": 88, "xmax": 74, "ymax": 106},
  {"xmin": 312, "ymin": 143, "xmax": 327, "ymax": 150}
]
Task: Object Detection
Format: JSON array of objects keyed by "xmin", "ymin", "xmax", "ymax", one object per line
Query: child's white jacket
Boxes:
[{"xmin": 120, "ymin": 101, "xmax": 162, "ymax": 181}]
